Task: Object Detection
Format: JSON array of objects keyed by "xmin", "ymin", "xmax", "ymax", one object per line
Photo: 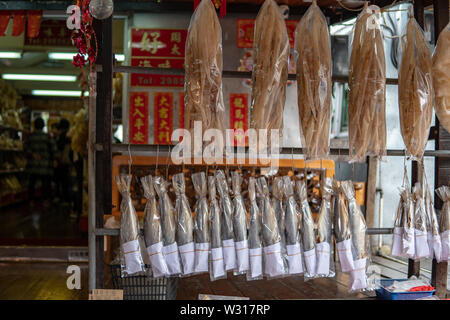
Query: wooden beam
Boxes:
[{"xmin": 365, "ymin": 157, "xmax": 378, "ymax": 250}]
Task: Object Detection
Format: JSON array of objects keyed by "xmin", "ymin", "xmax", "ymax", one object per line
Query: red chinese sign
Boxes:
[
  {"xmin": 237, "ymin": 19, "xmax": 298, "ymax": 48},
  {"xmin": 229, "ymin": 93, "xmax": 249, "ymax": 146},
  {"xmin": 154, "ymin": 92, "xmax": 174, "ymax": 145},
  {"xmin": 131, "ymin": 28, "xmax": 187, "ymax": 88},
  {"xmin": 129, "ymin": 92, "xmax": 149, "ymax": 144},
  {"xmin": 25, "ymin": 20, "xmax": 71, "ymax": 46}
]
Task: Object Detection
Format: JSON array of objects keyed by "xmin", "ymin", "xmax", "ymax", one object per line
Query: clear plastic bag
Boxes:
[
  {"xmin": 391, "ymin": 186, "xmax": 407, "ymax": 258},
  {"xmin": 141, "ymin": 175, "xmax": 169, "ymax": 278},
  {"xmin": 399, "ymin": 12, "xmax": 433, "ymax": 160},
  {"xmin": 436, "ymin": 186, "xmax": 450, "ymax": 261},
  {"xmin": 191, "ymin": 172, "xmax": 210, "ymax": 274},
  {"xmin": 247, "ymin": 177, "xmax": 263, "ymax": 281},
  {"xmin": 294, "ymin": 0, "xmax": 332, "ymax": 160},
  {"xmin": 184, "ymin": 0, "xmax": 225, "ymax": 135},
  {"xmin": 432, "ymin": 22, "xmax": 450, "ymax": 133},
  {"xmin": 250, "ymin": 0, "xmax": 289, "ymax": 148},
  {"xmin": 272, "ymin": 177, "xmax": 288, "ymax": 270},
  {"xmin": 348, "ymin": 4, "xmax": 386, "ymax": 162},
  {"xmin": 424, "ymin": 183, "xmax": 441, "ymax": 262},
  {"xmin": 412, "ymin": 182, "xmax": 430, "ymax": 260},
  {"xmin": 115, "ymin": 175, "xmax": 146, "ymax": 277}
]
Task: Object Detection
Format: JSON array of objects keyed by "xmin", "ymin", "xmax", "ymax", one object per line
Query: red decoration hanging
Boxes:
[
  {"xmin": 71, "ymin": 0, "xmax": 97, "ymax": 69},
  {"xmin": 27, "ymin": 10, "xmax": 43, "ymax": 38},
  {"xmin": 0, "ymin": 11, "xmax": 12, "ymax": 36},
  {"xmin": 11, "ymin": 11, "xmax": 26, "ymax": 36}
]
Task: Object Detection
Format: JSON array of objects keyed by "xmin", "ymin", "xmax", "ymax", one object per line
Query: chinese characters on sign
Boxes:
[
  {"xmin": 237, "ymin": 19, "xmax": 298, "ymax": 48},
  {"xmin": 229, "ymin": 93, "xmax": 249, "ymax": 146},
  {"xmin": 131, "ymin": 28, "xmax": 187, "ymax": 87},
  {"xmin": 25, "ymin": 20, "xmax": 71, "ymax": 46},
  {"xmin": 129, "ymin": 92, "xmax": 149, "ymax": 144},
  {"xmin": 154, "ymin": 92, "xmax": 174, "ymax": 145}
]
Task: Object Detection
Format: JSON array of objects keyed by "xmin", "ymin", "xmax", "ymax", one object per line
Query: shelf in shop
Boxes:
[
  {"xmin": 0, "ymin": 189, "xmax": 27, "ymax": 208},
  {"xmin": 0, "ymin": 168, "xmax": 25, "ymax": 175},
  {"xmin": 0, "ymin": 148, "xmax": 23, "ymax": 152}
]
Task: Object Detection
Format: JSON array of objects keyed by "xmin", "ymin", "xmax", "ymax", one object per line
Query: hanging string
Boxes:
[
  {"xmin": 155, "ymin": 144, "xmax": 160, "ymax": 176},
  {"xmin": 291, "ymin": 147, "xmax": 295, "ymax": 175},
  {"xmin": 166, "ymin": 145, "xmax": 171, "ymax": 179},
  {"xmin": 127, "ymin": 143, "xmax": 132, "ymax": 177}
]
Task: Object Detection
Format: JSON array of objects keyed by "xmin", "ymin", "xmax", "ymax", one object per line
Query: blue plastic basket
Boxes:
[{"xmin": 375, "ymin": 279, "xmax": 435, "ymax": 300}]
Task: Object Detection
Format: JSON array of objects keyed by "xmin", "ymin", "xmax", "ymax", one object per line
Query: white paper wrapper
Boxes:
[
  {"xmin": 286, "ymin": 243, "xmax": 303, "ymax": 275},
  {"xmin": 349, "ymin": 257, "xmax": 367, "ymax": 291},
  {"xmin": 162, "ymin": 242, "xmax": 182, "ymax": 275},
  {"xmin": 123, "ymin": 239, "xmax": 145, "ymax": 275},
  {"xmin": 249, "ymin": 247, "xmax": 263, "ymax": 279},
  {"xmin": 147, "ymin": 242, "xmax": 169, "ymax": 278},
  {"xmin": 402, "ymin": 228, "xmax": 416, "ymax": 258},
  {"xmin": 391, "ymin": 227, "xmax": 403, "ymax": 257},
  {"xmin": 223, "ymin": 238, "xmax": 236, "ymax": 271},
  {"xmin": 441, "ymin": 230, "xmax": 450, "ymax": 261},
  {"xmin": 414, "ymin": 229, "xmax": 430, "ymax": 260},
  {"xmin": 179, "ymin": 241, "xmax": 195, "ymax": 275},
  {"xmin": 211, "ymin": 247, "xmax": 226, "ymax": 279},
  {"xmin": 427, "ymin": 234, "xmax": 442, "ymax": 262},
  {"xmin": 303, "ymin": 248, "xmax": 317, "ymax": 278},
  {"xmin": 316, "ymin": 242, "xmax": 331, "ymax": 276},
  {"xmin": 235, "ymin": 239, "xmax": 249, "ymax": 273},
  {"xmin": 194, "ymin": 242, "xmax": 210, "ymax": 273},
  {"xmin": 337, "ymin": 239, "xmax": 355, "ymax": 272},
  {"xmin": 263, "ymin": 242, "xmax": 286, "ymax": 278}
]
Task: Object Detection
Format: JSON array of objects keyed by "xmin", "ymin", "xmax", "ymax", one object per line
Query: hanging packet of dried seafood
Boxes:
[
  {"xmin": 208, "ymin": 175, "xmax": 226, "ymax": 281},
  {"xmin": 412, "ymin": 182, "xmax": 430, "ymax": 260},
  {"xmin": 333, "ymin": 180, "xmax": 355, "ymax": 273},
  {"xmin": 184, "ymin": 0, "xmax": 225, "ymax": 141},
  {"xmin": 424, "ymin": 185, "xmax": 441, "ymax": 262},
  {"xmin": 192, "ymin": 172, "xmax": 210, "ymax": 274},
  {"xmin": 296, "ymin": 179, "xmax": 316, "ymax": 279},
  {"xmin": 398, "ymin": 12, "xmax": 433, "ymax": 160},
  {"xmin": 282, "ymin": 176, "xmax": 304, "ymax": 275},
  {"xmin": 432, "ymin": 22, "xmax": 450, "ymax": 133},
  {"xmin": 436, "ymin": 186, "xmax": 450, "ymax": 261},
  {"xmin": 115, "ymin": 175, "xmax": 146, "ymax": 277},
  {"xmin": 215, "ymin": 169, "xmax": 236, "ymax": 271},
  {"xmin": 392, "ymin": 186, "xmax": 407, "ymax": 258},
  {"xmin": 141, "ymin": 175, "xmax": 169, "ymax": 278},
  {"xmin": 348, "ymin": 4, "xmax": 386, "ymax": 162},
  {"xmin": 401, "ymin": 185, "xmax": 416, "ymax": 259},
  {"xmin": 315, "ymin": 177, "xmax": 335, "ymax": 278},
  {"xmin": 153, "ymin": 176, "xmax": 182, "ymax": 276},
  {"xmin": 272, "ymin": 177, "xmax": 288, "ymax": 268},
  {"xmin": 257, "ymin": 176, "xmax": 287, "ymax": 278},
  {"xmin": 294, "ymin": 0, "xmax": 332, "ymax": 159},
  {"xmin": 250, "ymin": 0, "xmax": 289, "ymax": 150},
  {"xmin": 231, "ymin": 171, "xmax": 249, "ymax": 274},
  {"xmin": 247, "ymin": 177, "xmax": 263, "ymax": 281},
  {"xmin": 172, "ymin": 173, "xmax": 195, "ymax": 276}
]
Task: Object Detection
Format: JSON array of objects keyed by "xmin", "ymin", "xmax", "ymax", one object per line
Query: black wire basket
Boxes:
[{"xmin": 110, "ymin": 264, "xmax": 179, "ymax": 300}]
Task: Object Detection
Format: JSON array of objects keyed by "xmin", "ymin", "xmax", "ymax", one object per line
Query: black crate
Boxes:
[{"xmin": 110, "ymin": 264, "xmax": 179, "ymax": 300}]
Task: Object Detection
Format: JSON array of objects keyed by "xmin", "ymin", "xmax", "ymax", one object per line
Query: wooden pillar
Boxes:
[{"xmin": 365, "ymin": 157, "xmax": 378, "ymax": 251}]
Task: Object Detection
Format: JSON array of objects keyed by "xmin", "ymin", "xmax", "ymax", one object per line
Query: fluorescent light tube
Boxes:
[
  {"xmin": 2, "ymin": 74, "xmax": 77, "ymax": 82},
  {"xmin": 32, "ymin": 90, "xmax": 82, "ymax": 97},
  {"xmin": 0, "ymin": 52, "xmax": 21, "ymax": 59},
  {"xmin": 49, "ymin": 52, "xmax": 124, "ymax": 61}
]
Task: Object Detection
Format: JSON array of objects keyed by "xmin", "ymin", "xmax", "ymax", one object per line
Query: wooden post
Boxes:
[{"xmin": 365, "ymin": 157, "xmax": 378, "ymax": 251}]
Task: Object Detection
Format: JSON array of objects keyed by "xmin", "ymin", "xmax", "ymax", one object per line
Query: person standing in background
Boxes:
[{"xmin": 55, "ymin": 118, "xmax": 74, "ymax": 214}]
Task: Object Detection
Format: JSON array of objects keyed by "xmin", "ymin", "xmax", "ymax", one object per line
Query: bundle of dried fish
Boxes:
[
  {"xmin": 348, "ymin": 5, "xmax": 386, "ymax": 162},
  {"xmin": 413, "ymin": 182, "xmax": 430, "ymax": 260},
  {"xmin": 153, "ymin": 176, "xmax": 182, "ymax": 276},
  {"xmin": 432, "ymin": 22, "xmax": 450, "ymax": 133},
  {"xmin": 208, "ymin": 175, "xmax": 226, "ymax": 281},
  {"xmin": 257, "ymin": 176, "xmax": 286, "ymax": 278},
  {"xmin": 250, "ymin": 0, "xmax": 289, "ymax": 148},
  {"xmin": 184, "ymin": 0, "xmax": 225, "ymax": 137},
  {"xmin": 316, "ymin": 177, "xmax": 335, "ymax": 277},
  {"xmin": 294, "ymin": 0, "xmax": 332, "ymax": 159},
  {"xmin": 296, "ymin": 179, "xmax": 316, "ymax": 278},
  {"xmin": 436, "ymin": 186, "xmax": 450, "ymax": 261},
  {"xmin": 282, "ymin": 176, "xmax": 303, "ymax": 275},
  {"xmin": 215, "ymin": 169, "xmax": 236, "ymax": 271},
  {"xmin": 141, "ymin": 175, "xmax": 168, "ymax": 278},
  {"xmin": 231, "ymin": 171, "xmax": 249, "ymax": 274},
  {"xmin": 424, "ymin": 186, "xmax": 441, "ymax": 262},
  {"xmin": 115, "ymin": 175, "xmax": 145, "ymax": 276},
  {"xmin": 173, "ymin": 173, "xmax": 195, "ymax": 276},
  {"xmin": 247, "ymin": 177, "xmax": 263, "ymax": 280},
  {"xmin": 399, "ymin": 13, "xmax": 433, "ymax": 160},
  {"xmin": 272, "ymin": 177, "xmax": 286, "ymax": 248},
  {"xmin": 192, "ymin": 172, "xmax": 210, "ymax": 274},
  {"xmin": 391, "ymin": 186, "xmax": 407, "ymax": 258},
  {"xmin": 401, "ymin": 185, "xmax": 416, "ymax": 259}
]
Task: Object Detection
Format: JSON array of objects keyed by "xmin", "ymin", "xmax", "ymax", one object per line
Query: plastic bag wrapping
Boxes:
[
  {"xmin": 401, "ymin": 185, "xmax": 416, "ymax": 259},
  {"xmin": 436, "ymin": 186, "xmax": 450, "ymax": 261},
  {"xmin": 333, "ymin": 180, "xmax": 354, "ymax": 273},
  {"xmin": 184, "ymin": 0, "xmax": 225, "ymax": 137},
  {"xmin": 257, "ymin": 176, "xmax": 286, "ymax": 278},
  {"xmin": 412, "ymin": 182, "xmax": 430, "ymax": 260},
  {"xmin": 215, "ymin": 169, "xmax": 236, "ymax": 271},
  {"xmin": 247, "ymin": 177, "xmax": 263, "ymax": 281},
  {"xmin": 294, "ymin": 0, "xmax": 332, "ymax": 159},
  {"xmin": 296, "ymin": 180, "xmax": 316, "ymax": 279},
  {"xmin": 432, "ymin": 22, "xmax": 450, "ymax": 133},
  {"xmin": 115, "ymin": 175, "xmax": 146, "ymax": 277},
  {"xmin": 424, "ymin": 186, "xmax": 441, "ymax": 262},
  {"xmin": 398, "ymin": 14, "xmax": 433, "ymax": 160},
  {"xmin": 153, "ymin": 176, "xmax": 182, "ymax": 276},
  {"xmin": 250, "ymin": 0, "xmax": 289, "ymax": 149},
  {"xmin": 315, "ymin": 177, "xmax": 335, "ymax": 278},
  {"xmin": 191, "ymin": 172, "xmax": 210, "ymax": 274},
  {"xmin": 231, "ymin": 171, "xmax": 249, "ymax": 274},
  {"xmin": 391, "ymin": 186, "xmax": 407, "ymax": 258},
  {"xmin": 348, "ymin": 5, "xmax": 386, "ymax": 162},
  {"xmin": 141, "ymin": 175, "xmax": 168, "ymax": 278},
  {"xmin": 172, "ymin": 173, "xmax": 195, "ymax": 276},
  {"xmin": 282, "ymin": 176, "xmax": 304, "ymax": 275},
  {"xmin": 272, "ymin": 177, "xmax": 288, "ymax": 272},
  {"xmin": 208, "ymin": 175, "xmax": 226, "ymax": 281}
]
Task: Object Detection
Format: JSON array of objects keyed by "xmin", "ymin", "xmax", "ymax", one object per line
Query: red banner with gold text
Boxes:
[
  {"xmin": 154, "ymin": 92, "xmax": 174, "ymax": 145},
  {"xmin": 229, "ymin": 93, "xmax": 249, "ymax": 146},
  {"xmin": 237, "ymin": 19, "xmax": 298, "ymax": 48},
  {"xmin": 129, "ymin": 92, "xmax": 149, "ymax": 144}
]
